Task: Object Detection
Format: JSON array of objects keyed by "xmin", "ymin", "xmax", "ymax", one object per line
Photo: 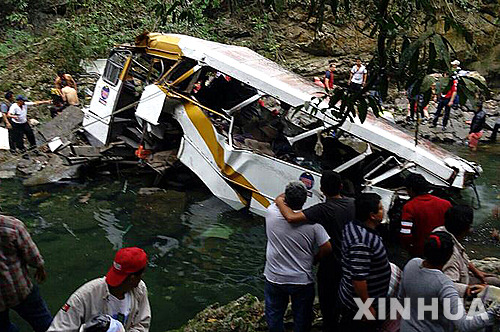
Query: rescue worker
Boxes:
[
  {"xmin": 431, "ymin": 73, "xmax": 458, "ymax": 130},
  {"xmin": 55, "ymin": 71, "xmax": 77, "ymax": 95},
  {"xmin": 8, "ymin": 95, "xmax": 50, "ymax": 157},
  {"xmin": 324, "ymin": 61, "xmax": 335, "ymax": 92},
  {"xmin": 60, "ymin": 80, "xmax": 80, "ymax": 107}
]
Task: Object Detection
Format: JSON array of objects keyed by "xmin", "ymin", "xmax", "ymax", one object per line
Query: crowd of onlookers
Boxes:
[
  {"xmin": 1, "ymin": 63, "xmax": 499, "ymax": 332},
  {"xmin": 317, "ymin": 58, "xmax": 499, "ymax": 151},
  {"xmin": 265, "ymin": 171, "xmax": 500, "ymax": 332}
]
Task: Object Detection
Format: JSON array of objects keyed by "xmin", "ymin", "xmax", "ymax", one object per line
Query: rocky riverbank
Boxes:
[
  {"xmin": 167, "ymin": 293, "xmax": 324, "ymax": 332},
  {"xmin": 387, "ymin": 93, "xmax": 500, "ymax": 144}
]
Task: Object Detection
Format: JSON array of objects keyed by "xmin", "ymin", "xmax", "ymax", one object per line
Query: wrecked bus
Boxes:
[{"xmin": 82, "ymin": 32, "xmax": 482, "ymax": 218}]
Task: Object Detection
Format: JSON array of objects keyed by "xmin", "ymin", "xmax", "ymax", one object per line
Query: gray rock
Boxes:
[
  {"xmin": 0, "ymin": 170, "xmax": 16, "ymax": 179},
  {"xmin": 17, "ymin": 159, "xmax": 45, "ymax": 175},
  {"xmin": 471, "ymin": 257, "xmax": 500, "ymax": 274},
  {"xmin": 300, "ymin": 36, "xmax": 347, "ymax": 56},
  {"xmin": 22, "ymin": 155, "xmax": 81, "ymax": 187},
  {"xmin": 37, "ymin": 106, "xmax": 83, "ymax": 144}
]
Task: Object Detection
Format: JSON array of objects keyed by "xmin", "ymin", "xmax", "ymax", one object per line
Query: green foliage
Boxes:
[
  {"xmin": 36, "ymin": 0, "xmax": 159, "ymax": 72},
  {"xmin": 153, "ymin": 0, "xmax": 221, "ymax": 25},
  {"xmin": 0, "ymin": 0, "xmax": 30, "ymax": 28}
]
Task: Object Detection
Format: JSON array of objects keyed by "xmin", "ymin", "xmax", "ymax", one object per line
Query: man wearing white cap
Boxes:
[{"xmin": 48, "ymin": 247, "xmax": 151, "ymax": 332}]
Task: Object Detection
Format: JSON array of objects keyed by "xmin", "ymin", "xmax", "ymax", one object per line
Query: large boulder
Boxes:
[{"xmin": 37, "ymin": 106, "xmax": 83, "ymax": 144}]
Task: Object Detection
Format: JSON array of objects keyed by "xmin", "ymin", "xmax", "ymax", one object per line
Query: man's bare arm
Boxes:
[
  {"xmin": 353, "ymin": 279, "xmax": 376, "ymax": 318},
  {"xmin": 275, "ymin": 194, "xmax": 307, "ymax": 223},
  {"xmin": 314, "ymin": 241, "xmax": 332, "ymax": 264},
  {"xmin": 2, "ymin": 113, "xmax": 11, "ymax": 128},
  {"xmin": 33, "ymin": 100, "xmax": 52, "ymax": 105}
]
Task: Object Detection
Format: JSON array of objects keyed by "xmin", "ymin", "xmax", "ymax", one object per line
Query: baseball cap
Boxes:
[
  {"xmin": 16, "ymin": 95, "xmax": 29, "ymax": 102},
  {"xmin": 451, "ymin": 60, "xmax": 460, "ymax": 66},
  {"xmin": 105, "ymin": 247, "xmax": 147, "ymax": 287}
]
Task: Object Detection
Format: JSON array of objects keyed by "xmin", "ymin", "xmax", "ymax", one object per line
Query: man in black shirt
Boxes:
[{"xmin": 275, "ymin": 171, "xmax": 355, "ymax": 332}]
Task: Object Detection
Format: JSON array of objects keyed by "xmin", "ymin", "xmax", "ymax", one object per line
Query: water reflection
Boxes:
[{"xmin": 94, "ymin": 209, "xmax": 126, "ymax": 250}]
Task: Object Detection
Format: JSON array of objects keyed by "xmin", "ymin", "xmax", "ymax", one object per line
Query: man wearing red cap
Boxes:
[{"xmin": 48, "ymin": 247, "xmax": 151, "ymax": 332}]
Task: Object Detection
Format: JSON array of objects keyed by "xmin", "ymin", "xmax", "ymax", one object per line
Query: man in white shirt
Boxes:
[
  {"xmin": 48, "ymin": 247, "xmax": 151, "ymax": 332},
  {"xmin": 7, "ymin": 95, "xmax": 50, "ymax": 155},
  {"xmin": 264, "ymin": 182, "xmax": 332, "ymax": 332},
  {"xmin": 348, "ymin": 58, "xmax": 367, "ymax": 93}
]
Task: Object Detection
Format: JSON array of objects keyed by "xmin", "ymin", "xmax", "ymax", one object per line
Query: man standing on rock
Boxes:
[
  {"xmin": 275, "ymin": 171, "xmax": 355, "ymax": 332},
  {"xmin": 348, "ymin": 58, "xmax": 367, "ymax": 93},
  {"xmin": 8, "ymin": 95, "xmax": 50, "ymax": 157},
  {"xmin": 431, "ymin": 73, "xmax": 458, "ymax": 131},
  {"xmin": 1, "ymin": 91, "xmax": 16, "ymax": 153},
  {"xmin": 265, "ymin": 182, "xmax": 332, "ymax": 332},
  {"xmin": 0, "ymin": 214, "xmax": 53, "ymax": 332}
]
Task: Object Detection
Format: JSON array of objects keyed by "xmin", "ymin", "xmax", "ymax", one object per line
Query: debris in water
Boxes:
[
  {"xmin": 79, "ymin": 192, "xmax": 91, "ymax": 204},
  {"xmin": 62, "ymin": 223, "xmax": 80, "ymax": 240},
  {"xmin": 138, "ymin": 187, "xmax": 166, "ymax": 195}
]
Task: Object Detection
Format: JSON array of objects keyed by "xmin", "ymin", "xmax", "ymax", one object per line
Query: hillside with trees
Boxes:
[{"xmin": 0, "ymin": 0, "xmax": 498, "ymax": 122}]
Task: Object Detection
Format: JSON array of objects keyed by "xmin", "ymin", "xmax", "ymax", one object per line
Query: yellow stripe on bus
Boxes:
[{"xmin": 184, "ymin": 103, "xmax": 270, "ymax": 208}]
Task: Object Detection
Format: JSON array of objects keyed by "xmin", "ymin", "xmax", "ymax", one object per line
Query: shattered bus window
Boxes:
[
  {"xmin": 103, "ymin": 51, "xmax": 129, "ymax": 86},
  {"xmin": 196, "ymin": 74, "xmax": 257, "ymax": 113}
]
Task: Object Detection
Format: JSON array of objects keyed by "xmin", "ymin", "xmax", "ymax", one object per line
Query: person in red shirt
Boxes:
[
  {"xmin": 431, "ymin": 73, "xmax": 458, "ymax": 130},
  {"xmin": 399, "ymin": 173, "xmax": 452, "ymax": 257},
  {"xmin": 324, "ymin": 61, "xmax": 335, "ymax": 92}
]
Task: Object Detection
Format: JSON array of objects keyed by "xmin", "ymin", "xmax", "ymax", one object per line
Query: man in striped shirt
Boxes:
[
  {"xmin": 338, "ymin": 193, "xmax": 391, "ymax": 331},
  {"xmin": 0, "ymin": 215, "xmax": 52, "ymax": 332}
]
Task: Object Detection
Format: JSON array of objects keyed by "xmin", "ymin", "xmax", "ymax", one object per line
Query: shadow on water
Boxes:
[{"xmin": 2, "ymin": 143, "xmax": 498, "ymax": 331}]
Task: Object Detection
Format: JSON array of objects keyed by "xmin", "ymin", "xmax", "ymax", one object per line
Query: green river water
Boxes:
[{"xmin": 4, "ymin": 144, "xmax": 499, "ymax": 331}]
